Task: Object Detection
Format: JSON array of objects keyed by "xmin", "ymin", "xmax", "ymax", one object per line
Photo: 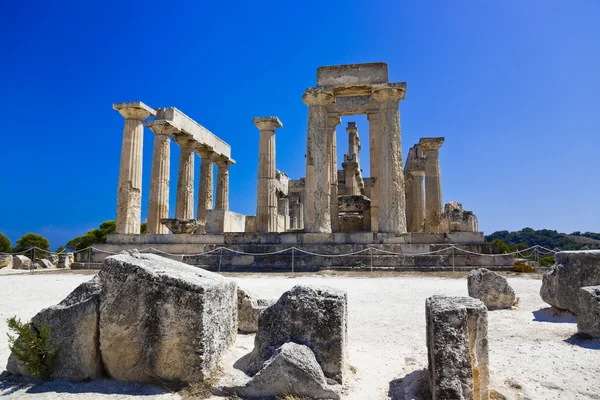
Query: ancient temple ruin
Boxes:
[{"xmin": 93, "ymin": 62, "xmax": 511, "ymax": 271}]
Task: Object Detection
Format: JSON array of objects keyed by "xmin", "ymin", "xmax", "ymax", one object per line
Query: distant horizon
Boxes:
[{"xmin": 1, "ymin": 1, "xmax": 598, "ymax": 248}]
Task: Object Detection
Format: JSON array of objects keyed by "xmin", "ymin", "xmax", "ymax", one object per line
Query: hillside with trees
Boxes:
[{"xmin": 485, "ymin": 228, "xmax": 600, "ymax": 251}]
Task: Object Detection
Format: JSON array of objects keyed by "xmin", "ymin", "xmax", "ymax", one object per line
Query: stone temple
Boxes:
[{"xmin": 91, "ymin": 63, "xmax": 513, "ymax": 271}]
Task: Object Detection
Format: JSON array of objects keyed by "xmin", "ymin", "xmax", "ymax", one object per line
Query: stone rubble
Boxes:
[
  {"xmin": 577, "ymin": 286, "xmax": 600, "ymax": 338},
  {"xmin": 468, "ymin": 268, "xmax": 518, "ymax": 309},
  {"xmin": 426, "ymin": 295, "xmax": 489, "ymax": 400},
  {"xmin": 540, "ymin": 250, "xmax": 600, "ymax": 314},
  {"xmin": 237, "ymin": 287, "xmax": 275, "ymax": 334},
  {"xmin": 0, "ymin": 254, "xmax": 13, "ymax": 268},
  {"xmin": 13, "ymin": 255, "xmax": 32, "ymax": 270}
]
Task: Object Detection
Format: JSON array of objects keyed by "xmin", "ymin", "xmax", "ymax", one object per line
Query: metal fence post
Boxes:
[
  {"xmin": 218, "ymin": 248, "xmax": 223, "ymax": 273},
  {"xmin": 291, "ymin": 247, "xmax": 295, "ymax": 274},
  {"xmin": 370, "ymin": 247, "xmax": 373, "ymax": 272},
  {"xmin": 451, "ymin": 246, "xmax": 455, "ymax": 272}
]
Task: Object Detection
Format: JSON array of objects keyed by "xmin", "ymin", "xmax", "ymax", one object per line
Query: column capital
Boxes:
[
  {"xmin": 327, "ymin": 113, "xmax": 341, "ymax": 128},
  {"xmin": 175, "ymin": 136, "xmax": 197, "ymax": 150},
  {"xmin": 113, "ymin": 101, "xmax": 156, "ymax": 120},
  {"xmin": 252, "ymin": 116, "xmax": 283, "ymax": 131},
  {"xmin": 214, "ymin": 157, "xmax": 235, "ymax": 168},
  {"xmin": 419, "ymin": 137, "xmax": 445, "ymax": 152},
  {"xmin": 145, "ymin": 120, "xmax": 179, "ymax": 136},
  {"xmin": 302, "ymin": 88, "xmax": 334, "ymax": 107},
  {"xmin": 346, "ymin": 121, "xmax": 358, "ymax": 134},
  {"xmin": 197, "ymin": 147, "xmax": 215, "ymax": 159},
  {"xmin": 372, "ymin": 86, "xmax": 406, "ymax": 103},
  {"xmin": 410, "ymin": 169, "xmax": 426, "ymax": 177}
]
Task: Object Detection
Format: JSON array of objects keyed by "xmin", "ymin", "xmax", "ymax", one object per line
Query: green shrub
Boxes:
[{"xmin": 7, "ymin": 316, "xmax": 55, "ymax": 379}]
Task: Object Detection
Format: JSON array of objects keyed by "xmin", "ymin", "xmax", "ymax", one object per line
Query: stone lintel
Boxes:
[
  {"xmin": 317, "ymin": 62, "xmax": 389, "ymax": 87},
  {"xmin": 252, "ymin": 116, "xmax": 283, "ymax": 131},
  {"xmin": 159, "ymin": 107, "xmax": 232, "ymax": 160},
  {"xmin": 113, "ymin": 101, "xmax": 156, "ymax": 120},
  {"xmin": 419, "ymin": 137, "xmax": 445, "ymax": 152},
  {"xmin": 145, "ymin": 119, "xmax": 181, "ymax": 136}
]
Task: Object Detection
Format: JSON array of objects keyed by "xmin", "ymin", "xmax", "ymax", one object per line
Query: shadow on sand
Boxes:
[
  {"xmin": 388, "ymin": 369, "xmax": 429, "ymax": 400},
  {"xmin": 0, "ymin": 374, "xmax": 173, "ymax": 397},
  {"xmin": 564, "ymin": 332, "xmax": 600, "ymax": 350},
  {"xmin": 532, "ymin": 307, "xmax": 577, "ymax": 323}
]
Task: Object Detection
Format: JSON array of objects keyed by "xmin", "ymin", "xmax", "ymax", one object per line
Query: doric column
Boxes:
[
  {"xmin": 215, "ymin": 158, "xmax": 232, "ymax": 211},
  {"xmin": 342, "ymin": 154, "xmax": 360, "ymax": 196},
  {"xmin": 367, "ymin": 112, "xmax": 380, "ymax": 231},
  {"xmin": 303, "ymin": 88, "xmax": 334, "ymax": 233},
  {"xmin": 328, "ymin": 114, "xmax": 341, "ymax": 232},
  {"xmin": 372, "ymin": 86, "xmax": 407, "ymax": 234},
  {"xmin": 196, "ymin": 149, "xmax": 214, "ymax": 234},
  {"xmin": 253, "ymin": 116, "xmax": 283, "ymax": 233},
  {"xmin": 145, "ymin": 121, "xmax": 177, "ymax": 234},
  {"xmin": 113, "ymin": 102, "xmax": 155, "ymax": 234},
  {"xmin": 419, "ymin": 137, "xmax": 445, "ymax": 232},
  {"xmin": 347, "ymin": 122, "xmax": 360, "ymax": 162},
  {"xmin": 409, "ymin": 170, "xmax": 426, "ymax": 232},
  {"xmin": 175, "ymin": 137, "xmax": 196, "ymax": 220}
]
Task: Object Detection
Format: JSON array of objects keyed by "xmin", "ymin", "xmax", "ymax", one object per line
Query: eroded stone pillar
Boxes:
[
  {"xmin": 420, "ymin": 137, "xmax": 445, "ymax": 232},
  {"xmin": 303, "ymin": 88, "xmax": 334, "ymax": 233},
  {"xmin": 253, "ymin": 117, "xmax": 283, "ymax": 233},
  {"xmin": 372, "ymin": 87, "xmax": 407, "ymax": 234},
  {"xmin": 367, "ymin": 112, "xmax": 380, "ymax": 232},
  {"xmin": 175, "ymin": 138, "xmax": 196, "ymax": 220},
  {"xmin": 113, "ymin": 102, "xmax": 155, "ymax": 234},
  {"xmin": 409, "ymin": 170, "xmax": 426, "ymax": 232},
  {"xmin": 196, "ymin": 149, "xmax": 214, "ymax": 234},
  {"xmin": 328, "ymin": 114, "xmax": 341, "ymax": 232},
  {"xmin": 146, "ymin": 122, "xmax": 176, "ymax": 234},
  {"xmin": 215, "ymin": 159, "xmax": 232, "ymax": 211}
]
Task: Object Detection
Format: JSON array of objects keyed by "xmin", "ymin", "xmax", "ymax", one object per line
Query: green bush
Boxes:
[
  {"xmin": 13, "ymin": 233, "xmax": 50, "ymax": 254},
  {"xmin": 0, "ymin": 232, "xmax": 11, "ymax": 253},
  {"xmin": 7, "ymin": 316, "xmax": 55, "ymax": 379}
]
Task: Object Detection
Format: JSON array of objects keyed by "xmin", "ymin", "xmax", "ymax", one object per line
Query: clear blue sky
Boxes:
[{"xmin": 1, "ymin": 1, "xmax": 598, "ymax": 249}]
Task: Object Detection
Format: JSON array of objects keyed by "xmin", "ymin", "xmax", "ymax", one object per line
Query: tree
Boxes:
[
  {"xmin": 0, "ymin": 233, "xmax": 11, "ymax": 253},
  {"xmin": 63, "ymin": 220, "xmax": 145, "ymax": 251},
  {"xmin": 491, "ymin": 239, "xmax": 511, "ymax": 254},
  {"xmin": 13, "ymin": 233, "xmax": 50, "ymax": 253}
]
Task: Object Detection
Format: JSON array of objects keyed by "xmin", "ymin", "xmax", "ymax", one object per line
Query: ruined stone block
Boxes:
[
  {"xmin": 426, "ymin": 296, "xmax": 489, "ymax": 400},
  {"xmin": 577, "ymin": 286, "xmax": 600, "ymax": 338}
]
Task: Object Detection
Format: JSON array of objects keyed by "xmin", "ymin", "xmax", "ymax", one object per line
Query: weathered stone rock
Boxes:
[
  {"xmin": 34, "ymin": 259, "xmax": 54, "ymax": 269},
  {"xmin": 426, "ymin": 296, "xmax": 489, "ymax": 400},
  {"xmin": 577, "ymin": 286, "xmax": 600, "ymax": 338},
  {"xmin": 13, "ymin": 255, "xmax": 32, "ymax": 270},
  {"xmin": 237, "ymin": 287, "xmax": 275, "ymax": 334},
  {"xmin": 160, "ymin": 218, "xmax": 200, "ymax": 234},
  {"xmin": 337, "ymin": 194, "xmax": 370, "ymax": 213},
  {"xmin": 442, "ymin": 201, "xmax": 479, "ymax": 232},
  {"xmin": 540, "ymin": 250, "xmax": 600, "ymax": 314},
  {"xmin": 0, "ymin": 254, "xmax": 13, "ymax": 268},
  {"xmin": 99, "ymin": 251, "xmax": 237, "ymax": 385},
  {"xmin": 45, "ymin": 254, "xmax": 59, "ymax": 267},
  {"xmin": 239, "ymin": 285, "xmax": 347, "ymax": 383},
  {"xmin": 468, "ymin": 268, "xmax": 518, "ymax": 309},
  {"xmin": 7, "ymin": 276, "xmax": 103, "ymax": 380},
  {"xmin": 235, "ymin": 343, "xmax": 341, "ymax": 400},
  {"xmin": 58, "ymin": 254, "xmax": 71, "ymax": 269}
]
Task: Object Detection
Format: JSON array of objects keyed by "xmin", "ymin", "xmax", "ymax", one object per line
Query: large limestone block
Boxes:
[
  {"xmin": 235, "ymin": 343, "xmax": 341, "ymax": 400},
  {"xmin": 34, "ymin": 259, "xmax": 54, "ymax": 269},
  {"xmin": 426, "ymin": 296, "xmax": 489, "ymax": 400},
  {"xmin": 467, "ymin": 268, "xmax": 518, "ymax": 309},
  {"xmin": 0, "ymin": 254, "xmax": 13, "ymax": 268},
  {"xmin": 7, "ymin": 276, "xmax": 103, "ymax": 381},
  {"xmin": 58, "ymin": 254, "xmax": 72, "ymax": 269},
  {"xmin": 577, "ymin": 286, "xmax": 600, "ymax": 338},
  {"xmin": 99, "ymin": 251, "xmax": 237, "ymax": 385},
  {"xmin": 239, "ymin": 285, "xmax": 347, "ymax": 383},
  {"xmin": 237, "ymin": 287, "xmax": 275, "ymax": 334},
  {"xmin": 540, "ymin": 250, "xmax": 600, "ymax": 314},
  {"xmin": 13, "ymin": 255, "xmax": 32, "ymax": 270},
  {"xmin": 45, "ymin": 254, "xmax": 59, "ymax": 267}
]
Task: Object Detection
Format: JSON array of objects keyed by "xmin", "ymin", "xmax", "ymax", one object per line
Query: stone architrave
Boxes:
[
  {"xmin": 175, "ymin": 137, "xmax": 196, "ymax": 220},
  {"xmin": 303, "ymin": 88, "xmax": 334, "ymax": 233},
  {"xmin": 426, "ymin": 296, "xmax": 489, "ymax": 400},
  {"xmin": 146, "ymin": 121, "xmax": 177, "ymax": 234},
  {"xmin": 367, "ymin": 112, "xmax": 380, "ymax": 231},
  {"xmin": 419, "ymin": 137, "xmax": 445, "ymax": 232},
  {"xmin": 215, "ymin": 158, "xmax": 233, "ymax": 211},
  {"xmin": 196, "ymin": 149, "xmax": 215, "ymax": 234},
  {"xmin": 253, "ymin": 117, "xmax": 283, "ymax": 233},
  {"xmin": 372, "ymin": 86, "xmax": 407, "ymax": 234},
  {"xmin": 328, "ymin": 114, "xmax": 341, "ymax": 232},
  {"xmin": 113, "ymin": 102, "xmax": 156, "ymax": 234}
]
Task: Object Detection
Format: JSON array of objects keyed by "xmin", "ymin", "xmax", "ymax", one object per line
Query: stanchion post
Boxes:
[
  {"xmin": 370, "ymin": 247, "xmax": 373, "ymax": 272},
  {"xmin": 31, "ymin": 247, "xmax": 36, "ymax": 274},
  {"xmin": 451, "ymin": 246, "xmax": 455, "ymax": 272},
  {"xmin": 218, "ymin": 248, "xmax": 223, "ymax": 273},
  {"xmin": 291, "ymin": 247, "xmax": 295, "ymax": 274}
]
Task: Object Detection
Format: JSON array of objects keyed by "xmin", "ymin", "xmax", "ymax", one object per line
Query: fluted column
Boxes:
[
  {"xmin": 328, "ymin": 114, "xmax": 341, "ymax": 232},
  {"xmin": 146, "ymin": 122, "xmax": 177, "ymax": 234},
  {"xmin": 409, "ymin": 170, "xmax": 426, "ymax": 232},
  {"xmin": 419, "ymin": 137, "xmax": 445, "ymax": 232},
  {"xmin": 303, "ymin": 88, "xmax": 334, "ymax": 233},
  {"xmin": 215, "ymin": 159, "xmax": 232, "ymax": 211},
  {"xmin": 195, "ymin": 149, "xmax": 214, "ymax": 234},
  {"xmin": 113, "ymin": 102, "xmax": 155, "ymax": 234},
  {"xmin": 253, "ymin": 116, "xmax": 283, "ymax": 233},
  {"xmin": 367, "ymin": 112, "xmax": 380, "ymax": 232},
  {"xmin": 372, "ymin": 86, "xmax": 407, "ymax": 234},
  {"xmin": 175, "ymin": 138, "xmax": 196, "ymax": 220}
]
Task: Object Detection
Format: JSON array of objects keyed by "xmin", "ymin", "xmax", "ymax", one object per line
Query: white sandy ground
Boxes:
[{"xmin": 0, "ymin": 270, "xmax": 598, "ymax": 399}]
